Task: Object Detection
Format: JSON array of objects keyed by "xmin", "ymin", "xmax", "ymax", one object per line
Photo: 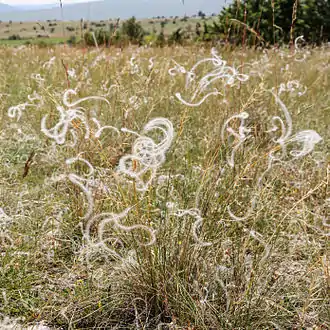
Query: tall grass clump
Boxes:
[{"xmin": 0, "ymin": 42, "xmax": 329, "ymax": 329}]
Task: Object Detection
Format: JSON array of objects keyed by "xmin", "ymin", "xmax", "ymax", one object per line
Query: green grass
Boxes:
[
  {"xmin": 0, "ymin": 37, "xmax": 69, "ymax": 46},
  {"xmin": 0, "ymin": 45, "xmax": 329, "ymax": 329}
]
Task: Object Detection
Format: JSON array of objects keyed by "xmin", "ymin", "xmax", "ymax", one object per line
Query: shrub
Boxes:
[
  {"xmin": 36, "ymin": 40, "xmax": 48, "ymax": 48},
  {"xmin": 67, "ymin": 35, "xmax": 77, "ymax": 46},
  {"xmin": 95, "ymin": 23, "xmax": 106, "ymax": 28},
  {"xmin": 155, "ymin": 31, "xmax": 166, "ymax": 47},
  {"xmin": 198, "ymin": 10, "xmax": 206, "ymax": 19},
  {"xmin": 168, "ymin": 28, "xmax": 184, "ymax": 45},
  {"xmin": 143, "ymin": 33, "xmax": 157, "ymax": 46},
  {"xmin": 8, "ymin": 34, "xmax": 21, "ymax": 40},
  {"xmin": 84, "ymin": 29, "xmax": 109, "ymax": 47},
  {"xmin": 121, "ymin": 16, "xmax": 145, "ymax": 44}
]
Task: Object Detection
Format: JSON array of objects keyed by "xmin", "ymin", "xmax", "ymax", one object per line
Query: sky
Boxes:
[{"xmin": 2, "ymin": 0, "xmax": 98, "ymax": 5}]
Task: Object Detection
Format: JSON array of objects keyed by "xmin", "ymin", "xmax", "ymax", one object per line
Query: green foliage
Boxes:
[
  {"xmin": 195, "ymin": 22, "xmax": 201, "ymax": 36},
  {"xmin": 83, "ymin": 16, "xmax": 147, "ymax": 47},
  {"xmin": 121, "ymin": 16, "xmax": 145, "ymax": 44},
  {"xmin": 8, "ymin": 34, "xmax": 21, "ymax": 40},
  {"xmin": 198, "ymin": 10, "xmax": 206, "ymax": 19},
  {"xmin": 66, "ymin": 26, "xmax": 75, "ymax": 32},
  {"xmin": 168, "ymin": 28, "xmax": 185, "ymax": 45},
  {"xmin": 84, "ymin": 29, "xmax": 109, "ymax": 47},
  {"xmin": 216, "ymin": 0, "xmax": 330, "ymax": 45},
  {"xmin": 67, "ymin": 35, "xmax": 77, "ymax": 46},
  {"xmin": 36, "ymin": 40, "xmax": 48, "ymax": 48},
  {"xmin": 156, "ymin": 31, "xmax": 166, "ymax": 47}
]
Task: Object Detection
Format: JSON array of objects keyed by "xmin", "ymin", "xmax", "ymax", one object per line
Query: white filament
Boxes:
[
  {"xmin": 171, "ymin": 208, "xmax": 212, "ymax": 247},
  {"xmin": 84, "ymin": 207, "xmax": 156, "ymax": 261},
  {"xmin": 118, "ymin": 118, "xmax": 174, "ymax": 191},
  {"xmin": 172, "ymin": 48, "xmax": 249, "ymax": 106},
  {"xmin": 221, "ymin": 112, "xmax": 251, "ymax": 168},
  {"xmin": 62, "ymin": 89, "xmax": 110, "ymax": 108},
  {"xmin": 8, "ymin": 103, "xmax": 35, "ymax": 121},
  {"xmin": 41, "ymin": 90, "xmax": 113, "ymax": 146},
  {"xmin": 65, "ymin": 157, "xmax": 95, "ymax": 220}
]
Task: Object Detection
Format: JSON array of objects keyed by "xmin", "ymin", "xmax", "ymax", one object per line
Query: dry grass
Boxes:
[{"xmin": 0, "ymin": 43, "xmax": 329, "ymax": 329}]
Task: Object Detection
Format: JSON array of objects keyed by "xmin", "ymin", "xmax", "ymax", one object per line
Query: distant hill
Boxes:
[
  {"xmin": 0, "ymin": 0, "xmax": 225, "ymax": 22},
  {"xmin": 14, "ymin": 4, "xmax": 62, "ymax": 11},
  {"xmin": 0, "ymin": 3, "xmax": 15, "ymax": 13}
]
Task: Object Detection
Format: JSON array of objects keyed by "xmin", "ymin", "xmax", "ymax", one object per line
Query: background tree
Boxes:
[
  {"xmin": 213, "ymin": 0, "xmax": 330, "ymax": 45},
  {"xmin": 198, "ymin": 10, "xmax": 206, "ymax": 19},
  {"xmin": 121, "ymin": 16, "xmax": 145, "ymax": 44}
]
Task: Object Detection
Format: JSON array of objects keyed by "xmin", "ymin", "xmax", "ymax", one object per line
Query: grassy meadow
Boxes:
[{"xmin": 0, "ymin": 43, "xmax": 329, "ymax": 329}]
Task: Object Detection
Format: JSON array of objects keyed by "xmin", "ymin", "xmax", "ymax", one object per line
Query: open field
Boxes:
[
  {"xmin": 0, "ymin": 16, "xmax": 216, "ymax": 45},
  {"xmin": 0, "ymin": 44, "xmax": 329, "ymax": 329}
]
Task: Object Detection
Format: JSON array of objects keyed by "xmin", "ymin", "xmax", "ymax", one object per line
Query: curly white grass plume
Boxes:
[
  {"xmin": 41, "ymin": 89, "xmax": 112, "ymax": 146},
  {"xmin": 118, "ymin": 118, "xmax": 174, "ymax": 191},
  {"xmin": 168, "ymin": 59, "xmax": 187, "ymax": 76},
  {"xmin": 173, "ymin": 48, "xmax": 249, "ymax": 106},
  {"xmin": 170, "ymin": 208, "xmax": 212, "ymax": 246},
  {"xmin": 292, "ymin": 36, "xmax": 307, "ymax": 62},
  {"xmin": 221, "ymin": 112, "xmax": 251, "ymax": 168},
  {"xmin": 148, "ymin": 57, "xmax": 155, "ymax": 70},
  {"xmin": 82, "ymin": 207, "xmax": 156, "ymax": 265},
  {"xmin": 65, "ymin": 157, "xmax": 95, "ymax": 220},
  {"xmin": 278, "ymin": 80, "xmax": 307, "ymax": 97},
  {"xmin": 30, "ymin": 73, "xmax": 45, "ymax": 84},
  {"xmin": 91, "ymin": 118, "xmax": 120, "ymax": 138},
  {"xmin": 268, "ymin": 91, "xmax": 322, "ymax": 162},
  {"xmin": 41, "ymin": 105, "xmax": 89, "ymax": 146},
  {"xmin": 0, "ymin": 208, "xmax": 13, "ymax": 230},
  {"xmin": 227, "ymin": 201, "xmax": 255, "ymax": 222},
  {"xmin": 8, "ymin": 103, "xmax": 36, "ymax": 121},
  {"xmin": 227, "ymin": 91, "xmax": 322, "ymax": 222},
  {"xmin": 62, "ymin": 89, "xmax": 110, "ymax": 108},
  {"xmin": 130, "ymin": 55, "xmax": 141, "ymax": 75},
  {"xmin": 42, "ymin": 56, "xmax": 56, "ymax": 70},
  {"xmin": 245, "ymin": 228, "xmax": 270, "ymax": 263},
  {"xmin": 286, "ymin": 130, "xmax": 323, "ymax": 158}
]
